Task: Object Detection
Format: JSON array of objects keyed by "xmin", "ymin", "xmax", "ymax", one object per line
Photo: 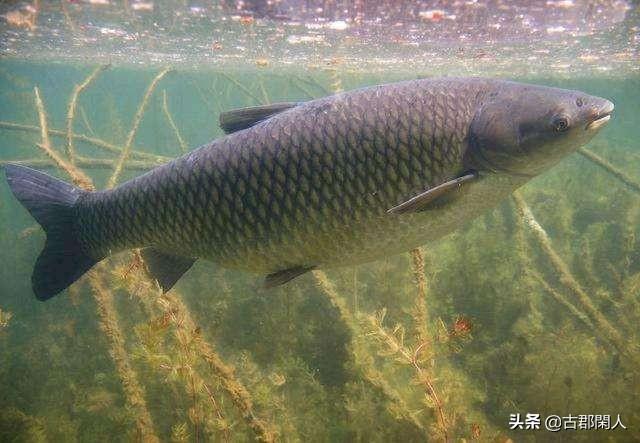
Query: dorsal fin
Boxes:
[{"xmin": 219, "ymin": 102, "xmax": 300, "ymax": 134}]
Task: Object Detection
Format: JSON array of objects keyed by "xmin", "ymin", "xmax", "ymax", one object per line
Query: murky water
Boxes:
[{"xmin": 1, "ymin": 1, "xmax": 639, "ymax": 442}]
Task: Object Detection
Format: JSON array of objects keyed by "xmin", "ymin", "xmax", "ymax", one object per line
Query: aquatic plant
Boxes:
[
  {"xmin": 107, "ymin": 67, "xmax": 173, "ymax": 189},
  {"xmin": 0, "ymin": 307, "xmax": 12, "ymax": 330}
]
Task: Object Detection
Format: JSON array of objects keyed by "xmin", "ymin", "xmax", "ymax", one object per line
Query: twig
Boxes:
[
  {"xmin": 189, "ymin": 78, "xmax": 217, "ymax": 116},
  {"xmin": 33, "ymin": 87, "xmax": 94, "ymax": 190},
  {"xmin": 312, "ymin": 270, "xmax": 352, "ymax": 323},
  {"xmin": 79, "ymin": 105, "xmax": 95, "ymax": 136},
  {"xmin": 578, "ymin": 147, "xmax": 640, "ymax": 194},
  {"xmin": 258, "ymin": 78, "xmax": 270, "ymax": 104},
  {"xmin": 162, "ymin": 90, "xmax": 188, "ymax": 154},
  {"xmin": 60, "ymin": 0, "xmax": 78, "ymax": 34},
  {"xmin": 368, "ymin": 313, "xmax": 449, "ymax": 442},
  {"xmin": 512, "ymin": 191, "xmax": 639, "ymax": 366},
  {"xmin": 220, "ymin": 72, "xmax": 265, "ymax": 105},
  {"xmin": 89, "ymin": 265, "xmax": 160, "ymax": 442},
  {"xmin": 160, "ymin": 293, "xmax": 202, "ymax": 443},
  {"xmin": 108, "ymin": 67, "xmax": 173, "ymax": 188},
  {"xmin": 530, "ymin": 270, "xmax": 594, "ymax": 329},
  {"xmin": 410, "ymin": 248, "xmax": 429, "ymax": 344},
  {"xmin": 33, "ymin": 0, "xmax": 40, "ymax": 28},
  {"xmin": 203, "ymin": 382, "xmax": 231, "ymax": 442},
  {"xmin": 163, "ymin": 292, "xmax": 276, "ymax": 442},
  {"xmin": 66, "ymin": 64, "xmax": 109, "ymax": 164},
  {"xmin": 293, "ymin": 74, "xmax": 330, "ymax": 96},
  {"xmin": 1, "ymin": 157, "xmax": 160, "ymax": 171},
  {"xmin": 511, "ymin": 198, "xmax": 594, "ymax": 329},
  {"xmin": 312, "ymin": 270, "xmax": 426, "ymax": 432},
  {"xmin": 289, "ymin": 79, "xmax": 317, "ymax": 99},
  {"xmin": 327, "ymin": 69, "xmax": 343, "ymax": 93},
  {"xmin": 0, "ymin": 121, "xmax": 171, "ymax": 163},
  {"xmin": 18, "ymin": 225, "xmax": 39, "ymax": 239},
  {"xmin": 352, "ymin": 268, "xmax": 358, "ymax": 314}
]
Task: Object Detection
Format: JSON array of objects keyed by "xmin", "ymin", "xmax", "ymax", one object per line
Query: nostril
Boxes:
[
  {"xmin": 576, "ymin": 97, "xmax": 583, "ymax": 107},
  {"xmin": 600, "ymin": 100, "xmax": 615, "ymax": 115}
]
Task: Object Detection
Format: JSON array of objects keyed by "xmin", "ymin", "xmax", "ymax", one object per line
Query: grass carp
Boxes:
[{"xmin": 4, "ymin": 77, "xmax": 614, "ymax": 300}]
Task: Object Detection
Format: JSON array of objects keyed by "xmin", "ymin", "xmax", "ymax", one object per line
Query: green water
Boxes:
[{"xmin": 1, "ymin": 1, "xmax": 639, "ymax": 442}]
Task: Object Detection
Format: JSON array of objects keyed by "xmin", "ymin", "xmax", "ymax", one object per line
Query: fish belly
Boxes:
[{"xmin": 207, "ymin": 173, "xmax": 524, "ymax": 273}]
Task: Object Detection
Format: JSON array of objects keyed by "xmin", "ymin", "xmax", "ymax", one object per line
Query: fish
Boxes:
[{"xmin": 3, "ymin": 77, "xmax": 614, "ymax": 300}]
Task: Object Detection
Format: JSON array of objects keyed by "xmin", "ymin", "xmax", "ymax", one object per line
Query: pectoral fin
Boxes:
[
  {"xmin": 388, "ymin": 172, "xmax": 478, "ymax": 214},
  {"xmin": 219, "ymin": 102, "xmax": 300, "ymax": 134},
  {"xmin": 140, "ymin": 247, "xmax": 196, "ymax": 292},
  {"xmin": 264, "ymin": 265, "xmax": 316, "ymax": 288}
]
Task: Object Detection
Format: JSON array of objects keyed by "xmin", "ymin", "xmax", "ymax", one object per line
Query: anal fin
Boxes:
[
  {"xmin": 264, "ymin": 265, "xmax": 315, "ymax": 288},
  {"xmin": 387, "ymin": 171, "xmax": 478, "ymax": 214},
  {"xmin": 140, "ymin": 247, "xmax": 196, "ymax": 292}
]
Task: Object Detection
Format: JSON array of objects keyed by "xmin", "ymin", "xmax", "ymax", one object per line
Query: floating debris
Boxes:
[
  {"xmin": 546, "ymin": 0, "xmax": 575, "ymax": 8},
  {"xmin": 286, "ymin": 34, "xmax": 325, "ymax": 44},
  {"xmin": 327, "ymin": 20, "xmax": 348, "ymax": 30},
  {"xmin": 546, "ymin": 26, "xmax": 566, "ymax": 34},
  {"xmin": 255, "ymin": 57, "xmax": 269, "ymax": 67},
  {"xmin": 418, "ymin": 9, "xmax": 447, "ymax": 22},
  {"xmin": 2, "ymin": 3, "xmax": 38, "ymax": 30},
  {"xmin": 131, "ymin": 2, "xmax": 154, "ymax": 12}
]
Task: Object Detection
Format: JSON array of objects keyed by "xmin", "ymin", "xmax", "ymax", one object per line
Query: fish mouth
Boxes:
[{"xmin": 586, "ymin": 100, "xmax": 614, "ymax": 130}]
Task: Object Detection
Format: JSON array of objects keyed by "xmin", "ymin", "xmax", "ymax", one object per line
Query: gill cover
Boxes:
[{"xmin": 467, "ymin": 94, "xmax": 523, "ymax": 173}]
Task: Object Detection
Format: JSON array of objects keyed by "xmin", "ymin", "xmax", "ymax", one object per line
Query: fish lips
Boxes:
[{"xmin": 586, "ymin": 100, "xmax": 614, "ymax": 131}]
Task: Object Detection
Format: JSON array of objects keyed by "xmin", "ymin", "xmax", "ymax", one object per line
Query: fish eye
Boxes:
[
  {"xmin": 553, "ymin": 116, "xmax": 569, "ymax": 132},
  {"xmin": 576, "ymin": 97, "xmax": 584, "ymax": 107}
]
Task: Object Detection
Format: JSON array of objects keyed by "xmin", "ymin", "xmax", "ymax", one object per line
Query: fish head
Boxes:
[{"xmin": 466, "ymin": 83, "xmax": 614, "ymax": 177}]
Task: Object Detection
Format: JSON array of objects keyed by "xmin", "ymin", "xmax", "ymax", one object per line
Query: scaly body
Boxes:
[
  {"xmin": 5, "ymin": 77, "xmax": 613, "ymax": 299},
  {"xmin": 78, "ymin": 78, "xmax": 511, "ymax": 271}
]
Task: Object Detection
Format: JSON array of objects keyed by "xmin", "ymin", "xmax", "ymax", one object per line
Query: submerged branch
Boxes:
[
  {"xmin": 0, "ymin": 120, "xmax": 171, "ymax": 163},
  {"xmin": 220, "ymin": 72, "xmax": 265, "ymax": 105},
  {"xmin": 312, "ymin": 270, "xmax": 428, "ymax": 433},
  {"xmin": 530, "ymin": 269, "xmax": 595, "ymax": 329},
  {"xmin": 162, "ymin": 90, "xmax": 188, "ymax": 154},
  {"xmin": 327, "ymin": 69, "xmax": 344, "ymax": 94},
  {"xmin": 410, "ymin": 248, "xmax": 430, "ymax": 344},
  {"xmin": 79, "ymin": 105, "xmax": 95, "ymax": 136},
  {"xmin": 512, "ymin": 191, "xmax": 639, "ymax": 367},
  {"xmin": 89, "ymin": 265, "xmax": 160, "ymax": 442},
  {"xmin": 578, "ymin": 147, "xmax": 640, "ymax": 194},
  {"xmin": 0, "ymin": 157, "xmax": 159, "ymax": 171},
  {"xmin": 33, "ymin": 87, "xmax": 94, "ymax": 190},
  {"xmin": 108, "ymin": 67, "xmax": 173, "ymax": 188},
  {"xmin": 367, "ymin": 311, "xmax": 449, "ymax": 442},
  {"xmin": 66, "ymin": 64, "xmax": 110, "ymax": 164},
  {"xmin": 511, "ymin": 198, "xmax": 595, "ymax": 329},
  {"xmin": 163, "ymin": 292, "xmax": 276, "ymax": 442},
  {"xmin": 292, "ymin": 74, "xmax": 329, "ymax": 97}
]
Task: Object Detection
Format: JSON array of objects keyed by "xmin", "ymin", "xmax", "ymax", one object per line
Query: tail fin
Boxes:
[{"xmin": 4, "ymin": 164, "xmax": 98, "ymax": 301}]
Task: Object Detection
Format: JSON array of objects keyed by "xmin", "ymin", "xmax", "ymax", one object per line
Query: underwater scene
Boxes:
[{"xmin": 0, "ymin": 1, "xmax": 639, "ymax": 442}]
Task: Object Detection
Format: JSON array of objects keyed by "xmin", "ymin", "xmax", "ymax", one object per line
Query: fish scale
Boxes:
[{"xmin": 73, "ymin": 79, "xmax": 495, "ymax": 271}]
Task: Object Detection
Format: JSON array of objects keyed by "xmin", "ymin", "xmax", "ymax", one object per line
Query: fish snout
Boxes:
[{"xmin": 586, "ymin": 98, "xmax": 614, "ymax": 131}]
